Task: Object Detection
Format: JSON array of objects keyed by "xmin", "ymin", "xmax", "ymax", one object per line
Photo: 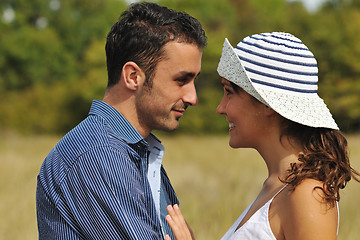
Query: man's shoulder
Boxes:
[
  {"xmin": 58, "ymin": 116, "xmax": 108, "ymax": 154},
  {"xmin": 39, "ymin": 115, "xmax": 139, "ymax": 185},
  {"xmin": 57, "ymin": 115, "xmax": 134, "ymax": 160}
]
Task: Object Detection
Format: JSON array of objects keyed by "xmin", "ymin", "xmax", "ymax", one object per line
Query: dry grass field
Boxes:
[{"xmin": 1, "ymin": 131, "xmax": 359, "ymax": 239}]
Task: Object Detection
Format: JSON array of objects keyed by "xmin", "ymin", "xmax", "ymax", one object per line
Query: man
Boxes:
[{"xmin": 36, "ymin": 2, "xmax": 207, "ymax": 239}]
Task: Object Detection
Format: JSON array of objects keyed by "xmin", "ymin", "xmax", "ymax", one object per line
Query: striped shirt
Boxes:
[{"xmin": 36, "ymin": 100, "xmax": 179, "ymax": 239}]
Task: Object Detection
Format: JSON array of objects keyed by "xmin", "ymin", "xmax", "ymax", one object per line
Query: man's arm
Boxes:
[{"xmin": 48, "ymin": 147, "xmax": 162, "ymax": 239}]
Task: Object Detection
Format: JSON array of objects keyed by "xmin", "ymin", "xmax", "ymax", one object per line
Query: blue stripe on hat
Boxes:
[
  {"xmin": 249, "ymin": 35, "xmax": 308, "ymax": 51},
  {"xmin": 257, "ymin": 33, "xmax": 303, "ymax": 44},
  {"xmin": 236, "ymin": 46, "xmax": 317, "ymax": 67},
  {"xmin": 244, "ymin": 66, "xmax": 318, "ymax": 85},
  {"xmin": 240, "ymin": 40, "xmax": 314, "ymax": 58},
  {"xmin": 251, "ymin": 78, "xmax": 318, "ymax": 93},
  {"xmin": 239, "ymin": 55, "xmax": 318, "ymax": 77}
]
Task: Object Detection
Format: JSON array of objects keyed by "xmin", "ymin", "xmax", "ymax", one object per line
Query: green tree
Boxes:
[
  {"xmin": 0, "ymin": 0, "xmax": 127, "ymax": 133},
  {"xmin": 1, "ymin": 0, "xmax": 360, "ymax": 134},
  {"xmin": 310, "ymin": 0, "xmax": 360, "ymax": 131}
]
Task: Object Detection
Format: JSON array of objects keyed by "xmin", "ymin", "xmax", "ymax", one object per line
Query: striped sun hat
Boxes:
[{"xmin": 217, "ymin": 32, "xmax": 338, "ymax": 129}]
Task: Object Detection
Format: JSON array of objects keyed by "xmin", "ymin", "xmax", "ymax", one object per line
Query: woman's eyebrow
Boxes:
[{"xmin": 220, "ymin": 79, "xmax": 232, "ymax": 87}]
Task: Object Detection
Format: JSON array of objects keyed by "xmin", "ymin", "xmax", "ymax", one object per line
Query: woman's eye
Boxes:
[{"xmin": 225, "ymin": 88, "xmax": 233, "ymax": 95}]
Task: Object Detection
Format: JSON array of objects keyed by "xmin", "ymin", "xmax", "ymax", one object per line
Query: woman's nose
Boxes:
[{"xmin": 216, "ymin": 96, "xmax": 226, "ymax": 115}]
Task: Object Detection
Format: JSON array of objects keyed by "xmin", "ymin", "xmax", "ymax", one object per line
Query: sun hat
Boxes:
[{"xmin": 217, "ymin": 32, "xmax": 338, "ymax": 130}]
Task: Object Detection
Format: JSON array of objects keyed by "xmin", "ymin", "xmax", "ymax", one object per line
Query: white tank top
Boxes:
[{"xmin": 220, "ymin": 185, "xmax": 339, "ymax": 240}]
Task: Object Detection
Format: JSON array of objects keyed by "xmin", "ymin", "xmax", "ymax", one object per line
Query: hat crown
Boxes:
[{"xmin": 236, "ymin": 32, "xmax": 319, "ymax": 95}]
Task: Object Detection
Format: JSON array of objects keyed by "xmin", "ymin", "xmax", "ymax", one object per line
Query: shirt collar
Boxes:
[
  {"xmin": 145, "ymin": 134, "xmax": 164, "ymax": 157},
  {"xmin": 88, "ymin": 100, "xmax": 144, "ymax": 144}
]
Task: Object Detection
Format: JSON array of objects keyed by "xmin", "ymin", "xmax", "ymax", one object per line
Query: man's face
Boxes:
[{"xmin": 135, "ymin": 41, "xmax": 202, "ymax": 134}]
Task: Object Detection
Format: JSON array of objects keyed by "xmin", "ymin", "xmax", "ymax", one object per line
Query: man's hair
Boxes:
[{"xmin": 105, "ymin": 2, "xmax": 207, "ymax": 88}]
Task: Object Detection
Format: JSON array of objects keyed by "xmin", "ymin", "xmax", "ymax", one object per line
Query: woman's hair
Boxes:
[{"xmin": 280, "ymin": 118, "xmax": 360, "ymax": 206}]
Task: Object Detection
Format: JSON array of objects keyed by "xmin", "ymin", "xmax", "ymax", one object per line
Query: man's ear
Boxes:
[{"xmin": 121, "ymin": 62, "xmax": 145, "ymax": 90}]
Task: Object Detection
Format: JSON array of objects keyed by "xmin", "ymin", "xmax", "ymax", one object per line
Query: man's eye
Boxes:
[{"xmin": 176, "ymin": 78, "xmax": 188, "ymax": 86}]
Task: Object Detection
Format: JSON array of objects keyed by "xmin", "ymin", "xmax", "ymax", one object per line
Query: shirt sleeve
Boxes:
[{"xmin": 57, "ymin": 146, "xmax": 163, "ymax": 240}]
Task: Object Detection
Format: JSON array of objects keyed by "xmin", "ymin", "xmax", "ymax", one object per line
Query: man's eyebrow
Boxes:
[{"xmin": 175, "ymin": 71, "xmax": 200, "ymax": 80}]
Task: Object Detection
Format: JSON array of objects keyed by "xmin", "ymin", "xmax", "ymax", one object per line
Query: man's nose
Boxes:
[{"xmin": 182, "ymin": 82, "xmax": 198, "ymax": 106}]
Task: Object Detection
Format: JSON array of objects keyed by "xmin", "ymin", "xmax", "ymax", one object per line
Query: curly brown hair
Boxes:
[{"xmin": 280, "ymin": 119, "xmax": 360, "ymax": 207}]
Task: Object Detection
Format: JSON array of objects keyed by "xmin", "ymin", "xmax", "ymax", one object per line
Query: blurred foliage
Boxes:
[{"xmin": 0, "ymin": 0, "xmax": 359, "ymax": 134}]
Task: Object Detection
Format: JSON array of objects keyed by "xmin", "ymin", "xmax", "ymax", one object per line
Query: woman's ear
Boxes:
[
  {"xmin": 264, "ymin": 105, "xmax": 277, "ymax": 117},
  {"xmin": 121, "ymin": 62, "xmax": 146, "ymax": 91}
]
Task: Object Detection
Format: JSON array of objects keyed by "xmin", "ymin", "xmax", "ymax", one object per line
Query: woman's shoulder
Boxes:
[
  {"xmin": 276, "ymin": 179, "xmax": 338, "ymax": 239},
  {"xmin": 288, "ymin": 178, "xmax": 325, "ymax": 202},
  {"xmin": 283, "ymin": 178, "xmax": 337, "ymax": 215}
]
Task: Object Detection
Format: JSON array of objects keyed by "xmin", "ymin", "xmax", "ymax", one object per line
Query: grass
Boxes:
[
  {"xmin": 1, "ymin": 131, "xmax": 359, "ymax": 239},
  {"xmin": 0, "ymin": 131, "xmax": 60, "ymax": 239}
]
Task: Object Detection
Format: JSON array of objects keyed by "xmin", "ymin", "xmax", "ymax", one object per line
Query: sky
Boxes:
[{"xmin": 288, "ymin": 0, "xmax": 328, "ymax": 12}]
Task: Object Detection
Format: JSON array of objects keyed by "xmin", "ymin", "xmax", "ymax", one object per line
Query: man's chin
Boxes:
[{"xmin": 157, "ymin": 121, "xmax": 179, "ymax": 132}]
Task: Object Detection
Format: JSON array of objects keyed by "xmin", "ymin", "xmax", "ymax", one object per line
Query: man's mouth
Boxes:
[
  {"xmin": 172, "ymin": 108, "xmax": 185, "ymax": 118},
  {"xmin": 173, "ymin": 108, "xmax": 185, "ymax": 113}
]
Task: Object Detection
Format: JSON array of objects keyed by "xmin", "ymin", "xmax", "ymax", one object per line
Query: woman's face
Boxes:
[{"xmin": 216, "ymin": 78, "xmax": 267, "ymax": 149}]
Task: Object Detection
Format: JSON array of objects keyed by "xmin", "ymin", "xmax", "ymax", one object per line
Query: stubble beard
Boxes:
[{"xmin": 135, "ymin": 86, "xmax": 179, "ymax": 133}]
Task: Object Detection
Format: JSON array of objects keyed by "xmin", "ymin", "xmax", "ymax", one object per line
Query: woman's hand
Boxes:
[{"xmin": 165, "ymin": 204, "xmax": 194, "ymax": 240}]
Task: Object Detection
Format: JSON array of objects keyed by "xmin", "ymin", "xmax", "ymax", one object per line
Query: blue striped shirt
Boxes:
[{"xmin": 36, "ymin": 100, "xmax": 179, "ymax": 239}]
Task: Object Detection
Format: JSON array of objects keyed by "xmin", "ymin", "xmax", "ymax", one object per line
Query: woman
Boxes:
[{"xmin": 165, "ymin": 32, "xmax": 360, "ymax": 240}]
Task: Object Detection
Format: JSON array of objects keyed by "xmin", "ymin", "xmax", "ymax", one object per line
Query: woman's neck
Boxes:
[{"xmin": 257, "ymin": 134, "xmax": 302, "ymax": 184}]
